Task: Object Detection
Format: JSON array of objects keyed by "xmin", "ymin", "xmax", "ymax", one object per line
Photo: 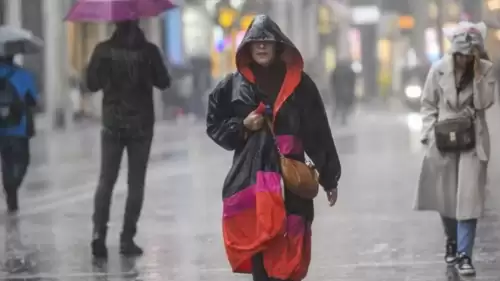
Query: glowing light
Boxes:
[{"xmin": 487, "ymin": 0, "xmax": 500, "ymax": 10}]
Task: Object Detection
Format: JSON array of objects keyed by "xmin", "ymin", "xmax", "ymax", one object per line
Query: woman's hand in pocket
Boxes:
[{"xmin": 243, "ymin": 111, "xmax": 264, "ymax": 131}]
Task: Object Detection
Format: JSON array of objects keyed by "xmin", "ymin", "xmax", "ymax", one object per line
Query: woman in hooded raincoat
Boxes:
[
  {"xmin": 206, "ymin": 15, "xmax": 341, "ymax": 281},
  {"xmin": 415, "ymin": 22, "xmax": 496, "ymax": 276}
]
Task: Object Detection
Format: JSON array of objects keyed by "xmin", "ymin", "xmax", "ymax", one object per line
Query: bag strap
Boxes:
[
  {"xmin": 265, "ymin": 117, "xmax": 284, "ymax": 157},
  {"xmin": 469, "ymin": 85, "xmax": 477, "ymax": 118},
  {"xmin": 455, "ymin": 85, "xmax": 476, "ymax": 118},
  {"xmin": 265, "ymin": 118, "xmax": 274, "ymax": 136}
]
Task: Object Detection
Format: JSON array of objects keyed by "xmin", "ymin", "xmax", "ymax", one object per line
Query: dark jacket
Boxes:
[
  {"xmin": 86, "ymin": 24, "xmax": 170, "ymax": 132},
  {"xmin": 207, "ymin": 15, "xmax": 341, "ymax": 217},
  {"xmin": 206, "ymin": 15, "xmax": 341, "ymax": 279}
]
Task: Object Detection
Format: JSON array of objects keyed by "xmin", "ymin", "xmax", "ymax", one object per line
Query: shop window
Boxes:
[{"xmin": 67, "ymin": 23, "xmax": 102, "ymax": 75}]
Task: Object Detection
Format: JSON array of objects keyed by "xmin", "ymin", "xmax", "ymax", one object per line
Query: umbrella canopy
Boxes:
[
  {"xmin": 0, "ymin": 26, "xmax": 44, "ymax": 57},
  {"xmin": 65, "ymin": 0, "xmax": 177, "ymax": 22}
]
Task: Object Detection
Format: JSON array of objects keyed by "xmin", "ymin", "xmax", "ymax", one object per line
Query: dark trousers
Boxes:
[
  {"xmin": 0, "ymin": 137, "xmax": 29, "ymax": 210},
  {"xmin": 251, "ymin": 253, "xmax": 290, "ymax": 281},
  {"xmin": 92, "ymin": 128, "xmax": 153, "ymax": 241}
]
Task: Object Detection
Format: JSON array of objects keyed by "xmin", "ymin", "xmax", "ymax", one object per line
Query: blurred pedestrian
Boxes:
[
  {"xmin": 415, "ymin": 22, "xmax": 495, "ymax": 276},
  {"xmin": 330, "ymin": 60, "xmax": 356, "ymax": 125},
  {"xmin": 86, "ymin": 19, "xmax": 170, "ymax": 258},
  {"xmin": 206, "ymin": 15, "xmax": 341, "ymax": 281},
  {"xmin": 0, "ymin": 55, "xmax": 38, "ymax": 214}
]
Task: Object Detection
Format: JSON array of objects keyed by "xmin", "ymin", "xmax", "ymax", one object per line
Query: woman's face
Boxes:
[
  {"xmin": 454, "ymin": 53, "xmax": 474, "ymax": 69},
  {"xmin": 250, "ymin": 41, "xmax": 276, "ymax": 66}
]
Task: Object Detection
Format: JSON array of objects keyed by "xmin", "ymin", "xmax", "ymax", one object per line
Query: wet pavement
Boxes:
[{"xmin": 0, "ymin": 104, "xmax": 499, "ymax": 280}]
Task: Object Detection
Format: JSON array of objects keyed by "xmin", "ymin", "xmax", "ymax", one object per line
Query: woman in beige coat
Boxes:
[{"xmin": 415, "ymin": 22, "xmax": 496, "ymax": 276}]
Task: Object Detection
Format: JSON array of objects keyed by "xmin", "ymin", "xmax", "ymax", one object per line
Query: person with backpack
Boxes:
[{"xmin": 0, "ymin": 55, "xmax": 38, "ymax": 214}]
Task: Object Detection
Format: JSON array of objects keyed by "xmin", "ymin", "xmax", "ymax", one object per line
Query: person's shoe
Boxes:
[
  {"xmin": 91, "ymin": 234, "xmax": 108, "ymax": 259},
  {"xmin": 455, "ymin": 253, "xmax": 476, "ymax": 276},
  {"xmin": 119, "ymin": 239, "xmax": 143, "ymax": 257},
  {"xmin": 444, "ymin": 239, "xmax": 457, "ymax": 265}
]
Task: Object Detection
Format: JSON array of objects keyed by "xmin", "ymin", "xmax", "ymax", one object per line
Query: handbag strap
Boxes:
[
  {"xmin": 264, "ymin": 117, "xmax": 285, "ymax": 157},
  {"xmin": 455, "ymin": 85, "xmax": 476, "ymax": 119},
  {"xmin": 265, "ymin": 117, "xmax": 284, "ymax": 157},
  {"xmin": 265, "ymin": 118, "xmax": 274, "ymax": 136}
]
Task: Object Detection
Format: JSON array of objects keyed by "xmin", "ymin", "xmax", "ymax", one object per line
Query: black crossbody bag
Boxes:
[{"xmin": 433, "ymin": 86, "xmax": 476, "ymax": 152}]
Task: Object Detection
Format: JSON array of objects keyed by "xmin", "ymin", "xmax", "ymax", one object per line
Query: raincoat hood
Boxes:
[
  {"xmin": 236, "ymin": 15, "xmax": 304, "ymax": 81},
  {"xmin": 235, "ymin": 15, "xmax": 304, "ymax": 118}
]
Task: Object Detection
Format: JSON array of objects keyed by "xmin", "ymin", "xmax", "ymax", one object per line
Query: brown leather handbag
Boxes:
[{"xmin": 266, "ymin": 119, "xmax": 319, "ymax": 199}]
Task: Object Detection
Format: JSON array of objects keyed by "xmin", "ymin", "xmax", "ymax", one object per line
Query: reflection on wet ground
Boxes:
[{"xmin": 0, "ymin": 107, "xmax": 499, "ymax": 280}]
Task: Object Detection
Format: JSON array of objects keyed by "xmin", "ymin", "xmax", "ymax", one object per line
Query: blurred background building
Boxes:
[{"xmin": 0, "ymin": 0, "xmax": 496, "ymax": 129}]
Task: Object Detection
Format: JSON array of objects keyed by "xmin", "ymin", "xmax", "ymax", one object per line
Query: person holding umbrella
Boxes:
[
  {"xmin": 66, "ymin": 0, "xmax": 174, "ymax": 258},
  {"xmin": 0, "ymin": 26, "xmax": 42, "ymax": 214},
  {"xmin": 87, "ymin": 21, "xmax": 170, "ymax": 258}
]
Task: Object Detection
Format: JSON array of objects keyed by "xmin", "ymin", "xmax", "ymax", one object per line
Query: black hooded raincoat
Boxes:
[{"xmin": 206, "ymin": 15, "xmax": 341, "ymax": 281}]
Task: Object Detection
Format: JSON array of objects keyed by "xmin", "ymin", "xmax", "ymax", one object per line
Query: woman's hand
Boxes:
[
  {"xmin": 243, "ymin": 111, "xmax": 264, "ymax": 131},
  {"xmin": 326, "ymin": 188, "xmax": 338, "ymax": 207}
]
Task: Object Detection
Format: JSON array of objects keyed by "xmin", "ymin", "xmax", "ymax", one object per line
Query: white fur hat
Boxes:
[{"xmin": 445, "ymin": 21, "xmax": 487, "ymax": 55}]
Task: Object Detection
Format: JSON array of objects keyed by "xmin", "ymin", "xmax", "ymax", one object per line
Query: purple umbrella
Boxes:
[{"xmin": 65, "ymin": 0, "xmax": 176, "ymax": 22}]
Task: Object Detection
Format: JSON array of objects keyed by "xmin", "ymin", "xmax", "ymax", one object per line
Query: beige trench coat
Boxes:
[{"xmin": 414, "ymin": 56, "xmax": 496, "ymax": 220}]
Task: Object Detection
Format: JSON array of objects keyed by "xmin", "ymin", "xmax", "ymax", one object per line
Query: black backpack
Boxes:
[{"xmin": 0, "ymin": 69, "xmax": 23, "ymax": 128}]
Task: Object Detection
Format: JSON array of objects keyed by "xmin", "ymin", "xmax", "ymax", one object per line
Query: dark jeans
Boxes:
[
  {"xmin": 92, "ymin": 128, "xmax": 153, "ymax": 241},
  {"xmin": 251, "ymin": 253, "xmax": 290, "ymax": 281},
  {"xmin": 0, "ymin": 137, "xmax": 29, "ymax": 210}
]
